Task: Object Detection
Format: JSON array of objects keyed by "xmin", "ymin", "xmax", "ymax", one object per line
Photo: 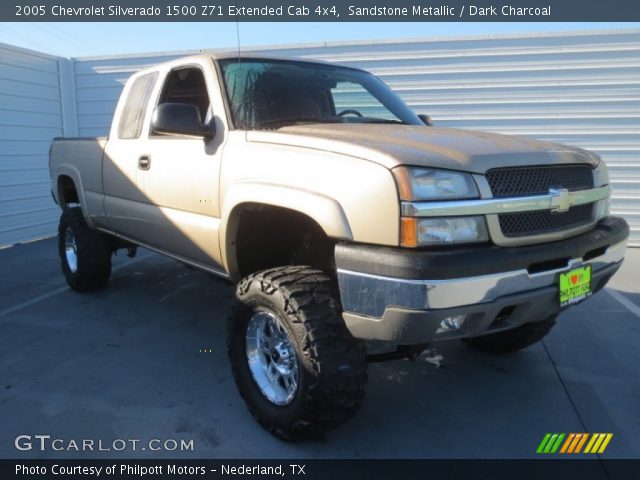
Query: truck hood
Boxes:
[{"xmin": 246, "ymin": 124, "xmax": 599, "ymax": 173}]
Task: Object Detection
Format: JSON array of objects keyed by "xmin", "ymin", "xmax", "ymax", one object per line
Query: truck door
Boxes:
[
  {"xmin": 133, "ymin": 63, "xmax": 226, "ymax": 270},
  {"xmin": 103, "ymin": 71, "xmax": 159, "ymax": 235}
]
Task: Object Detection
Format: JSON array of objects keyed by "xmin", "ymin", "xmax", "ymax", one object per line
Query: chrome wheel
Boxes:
[
  {"xmin": 64, "ymin": 227, "xmax": 78, "ymax": 273},
  {"xmin": 246, "ymin": 310, "xmax": 299, "ymax": 406}
]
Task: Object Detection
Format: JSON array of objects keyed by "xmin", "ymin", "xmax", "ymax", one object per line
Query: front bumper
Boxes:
[{"xmin": 336, "ymin": 216, "xmax": 629, "ymax": 344}]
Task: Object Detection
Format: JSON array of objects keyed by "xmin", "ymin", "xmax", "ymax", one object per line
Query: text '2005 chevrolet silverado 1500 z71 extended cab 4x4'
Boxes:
[{"xmin": 50, "ymin": 54, "xmax": 629, "ymax": 440}]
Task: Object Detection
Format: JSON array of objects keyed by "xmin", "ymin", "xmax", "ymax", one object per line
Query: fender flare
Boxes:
[
  {"xmin": 220, "ymin": 182, "xmax": 353, "ymax": 279},
  {"xmin": 53, "ymin": 165, "xmax": 94, "ymax": 228}
]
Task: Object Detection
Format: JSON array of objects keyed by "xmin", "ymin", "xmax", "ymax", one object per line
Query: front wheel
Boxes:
[
  {"xmin": 463, "ymin": 316, "xmax": 557, "ymax": 354},
  {"xmin": 227, "ymin": 266, "xmax": 368, "ymax": 441}
]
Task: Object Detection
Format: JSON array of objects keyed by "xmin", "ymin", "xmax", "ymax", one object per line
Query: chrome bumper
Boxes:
[{"xmin": 337, "ymin": 240, "xmax": 626, "ymax": 320}]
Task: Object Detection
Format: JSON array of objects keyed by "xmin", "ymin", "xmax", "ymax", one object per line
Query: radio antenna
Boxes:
[{"xmin": 235, "ymin": 21, "xmax": 242, "ymax": 61}]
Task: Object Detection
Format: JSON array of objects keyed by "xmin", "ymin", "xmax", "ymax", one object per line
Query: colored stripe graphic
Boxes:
[
  {"xmin": 550, "ymin": 433, "xmax": 565, "ymax": 453},
  {"xmin": 537, "ymin": 434, "xmax": 552, "ymax": 453},
  {"xmin": 568, "ymin": 433, "xmax": 582, "ymax": 453},
  {"xmin": 538, "ymin": 433, "xmax": 613, "ymax": 454},
  {"xmin": 584, "ymin": 434, "xmax": 599, "ymax": 453},
  {"xmin": 574, "ymin": 433, "xmax": 589, "ymax": 453},
  {"xmin": 591, "ymin": 434, "xmax": 606, "ymax": 453},
  {"xmin": 597, "ymin": 434, "xmax": 613, "ymax": 453},
  {"xmin": 544, "ymin": 434, "xmax": 559, "ymax": 453},
  {"xmin": 561, "ymin": 433, "xmax": 585, "ymax": 453},
  {"xmin": 537, "ymin": 433, "xmax": 565, "ymax": 454},
  {"xmin": 585, "ymin": 433, "xmax": 614, "ymax": 454},
  {"xmin": 560, "ymin": 433, "xmax": 575, "ymax": 453}
]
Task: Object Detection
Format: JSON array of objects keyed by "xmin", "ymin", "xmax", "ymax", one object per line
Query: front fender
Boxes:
[{"xmin": 220, "ymin": 182, "xmax": 353, "ymax": 277}]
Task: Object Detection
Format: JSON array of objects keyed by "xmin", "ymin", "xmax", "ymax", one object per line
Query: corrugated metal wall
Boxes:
[
  {"xmin": 1, "ymin": 29, "xmax": 638, "ymax": 246},
  {"xmin": 0, "ymin": 44, "xmax": 67, "ymax": 246},
  {"xmin": 71, "ymin": 29, "xmax": 640, "ymax": 245}
]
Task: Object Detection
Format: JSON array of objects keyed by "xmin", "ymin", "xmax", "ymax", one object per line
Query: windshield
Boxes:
[{"xmin": 218, "ymin": 58, "xmax": 422, "ymax": 130}]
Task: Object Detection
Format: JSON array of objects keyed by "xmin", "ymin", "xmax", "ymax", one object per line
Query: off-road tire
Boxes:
[
  {"xmin": 58, "ymin": 207, "xmax": 113, "ymax": 292},
  {"xmin": 463, "ymin": 316, "xmax": 557, "ymax": 354},
  {"xmin": 227, "ymin": 266, "xmax": 368, "ymax": 441}
]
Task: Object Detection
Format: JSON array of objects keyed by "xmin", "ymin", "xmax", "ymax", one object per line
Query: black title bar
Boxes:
[
  {"xmin": 4, "ymin": 0, "xmax": 640, "ymax": 22},
  {"xmin": 5, "ymin": 459, "xmax": 640, "ymax": 480}
]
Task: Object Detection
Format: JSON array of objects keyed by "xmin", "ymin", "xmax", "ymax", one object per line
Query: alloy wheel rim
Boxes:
[
  {"xmin": 245, "ymin": 310, "xmax": 299, "ymax": 406},
  {"xmin": 64, "ymin": 227, "xmax": 78, "ymax": 273}
]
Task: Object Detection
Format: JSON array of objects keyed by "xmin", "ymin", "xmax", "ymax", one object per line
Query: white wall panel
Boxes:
[{"xmin": 0, "ymin": 44, "xmax": 64, "ymax": 246}]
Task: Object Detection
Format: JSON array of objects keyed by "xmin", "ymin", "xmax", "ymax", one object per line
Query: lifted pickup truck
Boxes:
[{"xmin": 50, "ymin": 54, "xmax": 629, "ymax": 440}]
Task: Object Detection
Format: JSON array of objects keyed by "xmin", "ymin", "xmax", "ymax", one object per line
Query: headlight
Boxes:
[
  {"xmin": 401, "ymin": 216, "xmax": 489, "ymax": 247},
  {"xmin": 393, "ymin": 166, "xmax": 479, "ymax": 201}
]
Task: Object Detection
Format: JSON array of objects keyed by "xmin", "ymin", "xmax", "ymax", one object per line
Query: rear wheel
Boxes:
[
  {"xmin": 463, "ymin": 316, "xmax": 557, "ymax": 354},
  {"xmin": 58, "ymin": 207, "xmax": 113, "ymax": 292},
  {"xmin": 227, "ymin": 266, "xmax": 367, "ymax": 441}
]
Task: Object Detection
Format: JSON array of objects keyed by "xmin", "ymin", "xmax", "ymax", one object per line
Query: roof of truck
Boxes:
[{"xmin": 135, "ymin": 53, "xmax": 366, "ymax": 75}]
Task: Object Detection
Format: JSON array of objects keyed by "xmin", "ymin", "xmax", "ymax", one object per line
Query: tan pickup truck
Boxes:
[{"xmin": 49, "ymin": 54, "xmax": 629, "ymax": 440}]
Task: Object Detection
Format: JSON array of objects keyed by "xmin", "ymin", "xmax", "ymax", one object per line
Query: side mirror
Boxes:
[
  {"xmin": 418, "ymin": 114, "xmax": 433, "ymax": 127},
  {"xmin": 152, "ymin": 103, "xmax": 214, "ymax": 139}
]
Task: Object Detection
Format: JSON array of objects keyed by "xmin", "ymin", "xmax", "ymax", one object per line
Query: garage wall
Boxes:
[
  {"xmin": 0, "ymin": 44, "xmax": 72, "ymax": 246},
  {"xmin": 72, "ymin": 29, "xmax": 640, "ymax": 246}
]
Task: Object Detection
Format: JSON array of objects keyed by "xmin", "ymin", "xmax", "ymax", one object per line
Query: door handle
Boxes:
[{"xmin": 138, "ymin": 155, "xmax": 151, "ymax": 170}]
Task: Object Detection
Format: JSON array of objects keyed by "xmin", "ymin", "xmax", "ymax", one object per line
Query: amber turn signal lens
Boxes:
[{"xmin": 400, "ymin": 217, "xmax": 418, "ymax": 247}]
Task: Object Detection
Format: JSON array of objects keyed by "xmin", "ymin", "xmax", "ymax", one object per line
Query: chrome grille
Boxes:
[
  {"xmin": 486, "ymin": 165, "xmax": 594, "ymax": 198},
  {"xmin": 498, "ymin": 203, "xmax": 594, "ymax": 238},
  {"xmin": 485, "ymin": 165, "xmax": 596, "ymax": 240}
]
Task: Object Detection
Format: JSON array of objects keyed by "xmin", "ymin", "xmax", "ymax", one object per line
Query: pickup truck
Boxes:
[{"xmin": 49, "ymin": 54, "xmax": 629, "ymax": 441}]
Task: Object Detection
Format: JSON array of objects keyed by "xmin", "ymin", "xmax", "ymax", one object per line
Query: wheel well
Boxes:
[
  {"xmin": 58, "ymin": 175, "xmax": 79, "ymax": 206},
  {"xmin": 230, "ymin": 204, "xmax": 336, "ymax": 280}
]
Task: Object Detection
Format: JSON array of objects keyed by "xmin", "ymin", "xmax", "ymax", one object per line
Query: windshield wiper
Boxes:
[{"xmin": 359, "ymin": 119, "xmax": 411, "ymax": 125}]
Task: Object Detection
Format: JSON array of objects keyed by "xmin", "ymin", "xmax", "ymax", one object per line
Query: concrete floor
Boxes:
[{"xmin": 1, "ymin": 237, "xmax": 638, "ymax": 459}]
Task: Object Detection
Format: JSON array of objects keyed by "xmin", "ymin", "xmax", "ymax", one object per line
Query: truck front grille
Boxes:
[
  {"xmin": 498, "ymin": 203, "xmax": 594, "ymax": 238},
  {"xmin": 486, "ymin": 164, "xmax": 596, "ymax": 240},
  {"xmin": 486, "ymin": 165, "xmax": 594, "ymax": 198}
]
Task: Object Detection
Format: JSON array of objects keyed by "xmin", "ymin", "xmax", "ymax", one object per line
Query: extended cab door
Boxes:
[
  {"xmin": 103, "ymin": 70, "xmax": 160, "ymax": 234},
  {"xmin": 104, "ymin": 59, "xmax": 228, "ymax": 271}
]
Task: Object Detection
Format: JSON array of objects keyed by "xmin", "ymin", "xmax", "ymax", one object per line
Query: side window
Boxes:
[
  {"xmin": 118, "ymin": 72, "xmax": 158, "ymax": 139},
  {"xmin": 157, "ymin": 67, "xmax": 210, "ymax": 123}
]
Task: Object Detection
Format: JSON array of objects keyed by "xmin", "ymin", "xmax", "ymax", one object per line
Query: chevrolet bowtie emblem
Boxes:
[{"xmin": 549, "ymin": 188, "xmax": 571, "ymax": 213}]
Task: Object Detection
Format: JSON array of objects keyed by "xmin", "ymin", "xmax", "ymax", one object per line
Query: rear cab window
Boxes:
[{"xmin": 118, "ymin": 72, "xmax": 158, "ymax": 139}]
